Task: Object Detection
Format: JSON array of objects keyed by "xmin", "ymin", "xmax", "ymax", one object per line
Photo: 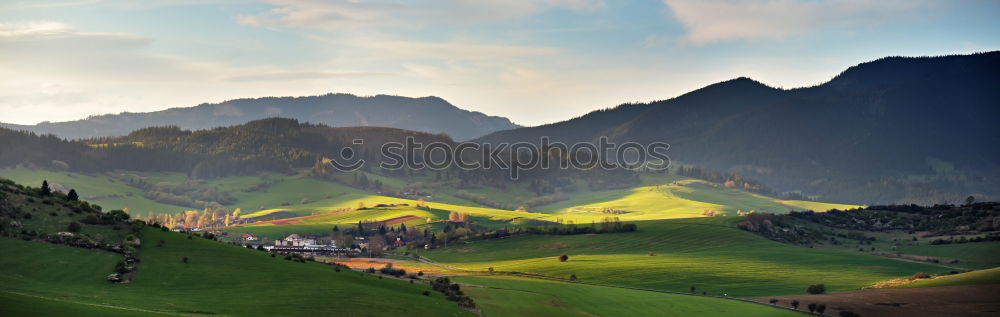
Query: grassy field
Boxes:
[
  {"xmin": 218, "ymin": 173, "xmax": 856, "ymax": 239},
  {"xmin": 0, "ymin": 168, "xmax": 190, "ymax": 215},
  {"xmin": 534, "ymin": 178, "xmax": 856, "ymax": 219},
  {"xmin": 422, "ymin": 217, "xmax": 947, "ymax": 297},
  {"xmin": 452, "ymin": 276, "xmax": 805, "ymax": 316},
  {"xmin": 897, "ymin": 242, "xmax": 1000, "ymax": 270},
  {"xmin": 2, "ymin": 167, "xmax": 857, "ymax": 222},
  {"xmin": 0, "ymin": 291, "xmax": 168, "ymax": 317},
  {"xmin": 0, "ymin": 228, "xmax": 470, "ymax": 316},
  {"xmin": 895, "ymin": 267, "xmax": 1000, "ymax": 288}
]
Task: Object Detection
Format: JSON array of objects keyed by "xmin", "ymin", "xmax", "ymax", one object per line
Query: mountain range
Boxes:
[
  {"xmin": 476, "ymin": 51, "xmax": 1000, "ymax": 204},
  {"xmin": 2, "ymin": 52, "xmax": 997, "ymax": 204},
  {"xmin": 0, "ymin": 94, "xmax": 519, "ymax": 141}
]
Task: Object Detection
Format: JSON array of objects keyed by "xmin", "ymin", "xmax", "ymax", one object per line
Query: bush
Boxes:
[
  {"xmin": 790, "ymin": 300, "xmax": 800, "ymax": 310},
  {"xmin": 559, "ymin": 254, "xmax": 568, "ymax": 262},
  {"xmin": 66, "ymin": 221, "xmax": 82, "ymax": 233},
  {"xmin": 806, "ymin": 284, "xmax": 826, "ymax": 294},
  {"xmin": 912, "ymin": 272, "xmax": 931, "ymax": 279}
]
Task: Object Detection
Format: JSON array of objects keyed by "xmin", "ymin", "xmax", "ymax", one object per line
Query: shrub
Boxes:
[
  {"xmin": 67, "ymin": 221, "xmax": 82, "ymax": 233},
  {"xmin": 817, "ymin": 304, "xmax": 827, "ymax": 315},
  {"xmin": 808, "ymin": 303, "xmax": 817, "ymax": 313},
  {"xmin": 790, "ymin": 300, "xmax": 800, "ymax": 310},
  {"xmin": 558, "ymin": 254, "xmax": 568, "ymax": 262},
  {"xmin": 182, "ymin": 256, "xmax": 188, "ymax": 263},
  {"xmin": 769, "ymin": 299, "xmax": 779, "ymax": 305},
  {"xmin": 912, "ymin": 272, "xmax": 931, "ymax": 279},
  {"xmin": 422, "ymin": 291, "xmax": 430, "ymax": 296},
  {"xmin": 806, "ymin": 284, "xmax": 826, "ymax": 294}
]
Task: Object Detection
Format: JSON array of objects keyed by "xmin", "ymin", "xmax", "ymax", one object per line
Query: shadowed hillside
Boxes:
[
  {"xmin": 0, "ymin": 94, "xmax": 519, "ymax": 141},
  {"xmin": 476, "ymin": 52, "xmax": 1000, "ymax": 204}
]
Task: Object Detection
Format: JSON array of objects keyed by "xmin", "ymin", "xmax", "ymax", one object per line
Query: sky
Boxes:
[{"xmin": 1, "ymin": 0, "xmax": 998, "ymax": 127}]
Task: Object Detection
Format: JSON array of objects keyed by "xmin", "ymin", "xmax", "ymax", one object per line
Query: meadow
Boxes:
[
  {"xmin": 897, "ymin": 242, "xmax": 1000, "ymax": 270},
  {"xmin": 452, "ymin": 276, "xmax": 805, "ymax": 317},
  {"xmin": 0, "ymin": 168, "xmax": 190, "ymax": 215},
  {"xmin": 422, "ymin": 217, "xmax": 948, "ymax": 297},
  {"xmin": 0, "ymin": 167, "xmax": 855, "ymax": 226}
]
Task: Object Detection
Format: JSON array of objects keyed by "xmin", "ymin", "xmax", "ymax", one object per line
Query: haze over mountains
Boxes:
[
  {"xmin": 477, "ymin": 51, "xmax": 1000, "ymax": 204},
  {"xmin": 0, "ymin": 94, "xmax": 519, "ymax": 141},
  {"xmin": 2, "ymin": 52, "xmax": 997, "ymax": 204}
]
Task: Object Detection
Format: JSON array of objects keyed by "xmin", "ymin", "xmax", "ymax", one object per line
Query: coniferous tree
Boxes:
[
  {"xmin": 67, "ymin": 189, "xmax": 79, "ymax": 201},
  {"xmin": 40, "ymin": 180, "xmax": 51, "ymax": 196}
]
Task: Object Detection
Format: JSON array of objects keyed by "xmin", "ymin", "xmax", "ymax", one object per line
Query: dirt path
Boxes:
[
  {"xmin": 235, "ymin": 209, "xmax": 356, "ymax": 226},
  {"xmin": 753, "ymin": 284, "xmax": 1000, "ymax": 317},
  {"xmin": 1, "ymin": 290, "xmax": 190, "ymax": 316},
  {"xmin": 376, "ymin": 215, "xmax": 422, "ymax": 225}
]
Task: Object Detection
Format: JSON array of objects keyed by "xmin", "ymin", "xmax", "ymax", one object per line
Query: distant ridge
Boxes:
[
  {"xmin": 476, "ymin": 51, "xmax": 1000, "ymax": 204},
  {"xmin": 0, "ymin": 93, "xmax": 519, "ymax": 141}
]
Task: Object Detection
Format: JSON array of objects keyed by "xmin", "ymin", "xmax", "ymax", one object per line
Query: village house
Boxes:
[
  {"xmin": 264, "ymin": 233, "xmax": 360, "ymax": 257},
  {"xmin": 274, "ymin": 234, "xmax": 316, "ymax": 246},
  {"xmin": 240, "ymin": 233, "xmax": 258, "ymax": 241},
  {"xmin": 353, "ymin": 236, "xmax": 369, "ymax": 249}
]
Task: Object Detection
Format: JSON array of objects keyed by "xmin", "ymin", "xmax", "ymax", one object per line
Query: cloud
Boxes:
[
  {"xmin": 225, "ymin": 70, "xmax": 392, "ymax": 82},
  {"xmin": 370, "ymin": 40, "xmax": 560, "ymax": 59},
  {"xmin": 662, "ymin": 0, "xmax": 926, "ymax": 45},
  {"xmin": 0, "ymin": 21, "xmax": 73, "ymax": 38},
  {"xmin": 0, "ymin": 20, "xmax": 406, "ymax": 125},
  {"xmin": 237, "ymin": 0, "xmax": 605, "ymax": 30}
]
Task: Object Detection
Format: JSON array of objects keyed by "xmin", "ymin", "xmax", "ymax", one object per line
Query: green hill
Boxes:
[
  {"xmin": 0, "ymin": 178, "xmax": 471, "ymax": 316},
  {"xmin": 0, "ymin": 228, "xmax": 470, "ymax": 316}
]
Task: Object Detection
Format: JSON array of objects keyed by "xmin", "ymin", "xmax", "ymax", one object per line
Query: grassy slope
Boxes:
[
  {"xmin": 0, "ymin": 168, "xmax": 189, "ymax": 215},
  {"xmin": 535, "ymin": 177, "xmax": 856, "ymax": 219},
  {"xmin": 897, "ymin": 242, "xmax": 1000, "ymax": 270},
  {"xmin": 3, "ymin": 168, "xmax": 856, "ymax": 222},
  {"xmin": 223, "ymin": 175, "xmax": 855, "ymax": 239},
  {"xmin": 895, "ymin": 267, "xmax": 1000, "ymax": 288},
  {"xmin": 0, "ymin": 291, "xmax": 166, "ymax": 317},
  {"xmin": 423, "ymin": 217, "xmax": 946, "ymax": 297},
  {"xmin": 0, "ymin": 229, "xmax": 469, "ymax": 316},
  {"xmin": 3, "ymin": 191, "xmax": 126, "ymax": 243},
  {"xmin": 453, "ymin": 276, "xmax": 804, "ymax": 317}
]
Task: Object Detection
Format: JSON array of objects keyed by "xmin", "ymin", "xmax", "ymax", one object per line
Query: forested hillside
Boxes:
[
  {"xmin": 476, "ymin": 52, "xmax": 1000, "ymax": 204},
  {"xmin": 0, "ymin": 93, "xmax": 518, "ymax": 141}
]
